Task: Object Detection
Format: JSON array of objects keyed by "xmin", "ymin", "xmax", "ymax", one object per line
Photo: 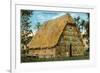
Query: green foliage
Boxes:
[
  {"xmin": 34, "ymin": 22, "xmax": 42, "ymax": 30},
  {"xmin": 21, "ymin": 10, "xmax": 33, "ymax": 32},
  {"xmin": 74, "ymin": 13, "xmax": 90, "ymax": 54},
  {"xmin": 21, "ymin": 10, "xmax": 33, "ymax": 50},
  {"xmin": 74, "ymin": 13, "xmax": 89, "ymax": 36},
  {"xmin": 21, "ymin": 10, "xmax": 33, "ymax": 16},
  {"xmin": 21, "ymin": 56, "xmax": 89, "ymax": 62}
]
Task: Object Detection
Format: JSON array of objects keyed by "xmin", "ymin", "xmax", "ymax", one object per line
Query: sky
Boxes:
[{"xmin": 29, "ymin": 10, "xmax": 89, "ymax": 32}]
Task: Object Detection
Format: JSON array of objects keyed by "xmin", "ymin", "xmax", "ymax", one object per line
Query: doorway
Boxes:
[{"xmin": 69, "ymin": 44, "xmax": 72, "ymax": 57}]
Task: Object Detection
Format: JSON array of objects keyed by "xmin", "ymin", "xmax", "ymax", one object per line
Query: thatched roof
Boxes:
[{"xmin": 27, "ymin": 14, "xmax": 75, "ymax": 49}]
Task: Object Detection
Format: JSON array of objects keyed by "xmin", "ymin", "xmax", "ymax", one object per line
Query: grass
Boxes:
[{"xmin": 21, "ymin": 55, "xmax": 89, "ymax": 63}]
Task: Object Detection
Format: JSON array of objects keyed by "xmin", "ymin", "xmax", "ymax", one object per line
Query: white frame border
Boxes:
[{"xmin": 11, "ymin": 4, "xmax": 96, "ymax": 73}]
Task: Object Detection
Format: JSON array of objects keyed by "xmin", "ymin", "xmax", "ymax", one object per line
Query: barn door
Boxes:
[{"xmin": 69, "ymin": 44, "xmax": 72, "ymax": 57}]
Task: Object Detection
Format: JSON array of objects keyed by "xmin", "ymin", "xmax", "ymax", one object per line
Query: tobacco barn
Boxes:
[{"xmin": 27, "ymin": 13, "xmax": 85, "ymax": 58}]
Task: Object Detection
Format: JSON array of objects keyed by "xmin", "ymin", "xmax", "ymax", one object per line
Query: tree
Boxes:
[
  {"xmin": 34, "ymin": 22, "xmax": 42, "ymax": 31},
  {"xmin": 80, "ymin": 20, "xmax": 85, "ymax": 28},
  {"xmin": 74, "ymin": 16, "xmax": 81, "ymax": 28},
  {"xmin": 85, "ymin": 13, "xmax": 90, "ymax": 37},
  {"xmin": 73, "ymin": 13, "xmax": 90, "ymax": 56},
  {"xmin": 21, "ymin": 10, "xmax": 33, "ymax": 54},
  {"xmin": 74, "ymin": 16, "xmax": 86, "ymax": 32}
]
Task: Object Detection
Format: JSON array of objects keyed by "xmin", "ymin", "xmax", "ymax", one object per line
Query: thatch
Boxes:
[{"xmin": 27, "ymin": 14, "xmax": 75, "ymax": 49}]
